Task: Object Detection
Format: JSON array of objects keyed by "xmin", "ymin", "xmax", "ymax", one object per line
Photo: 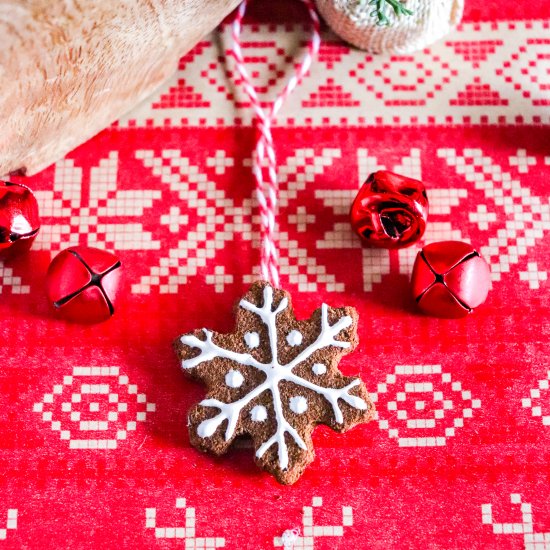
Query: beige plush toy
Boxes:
[{"xmin": 0, "ymin": 0, "xmax": 241, "ymax": 177}]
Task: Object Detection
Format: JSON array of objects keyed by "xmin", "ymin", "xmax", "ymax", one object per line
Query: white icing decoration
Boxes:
[
  {"xmin": 312, "ymin": 363, "xmax": 327, "ymax": 375},
  {"xmin": 180, "ymin": 286, "xmax": 366, "ymax": 471},
  {"xmin": 250, "ymin": 405, "xmax": 268, "ymax": 422},
  {"xmin": 286, "ymin": 329, "xmax": 303, "ymax": 347},
  {"xmin": 289, "ymin": 396, "xmax": 308, "ymax": 414},
  {"xmin": 225, "ymin": 369, "xmax": 244, "ymax": 388},
  {"xmin": 244, "ymin": 331, "xmax": 260, "ymax": 349}
]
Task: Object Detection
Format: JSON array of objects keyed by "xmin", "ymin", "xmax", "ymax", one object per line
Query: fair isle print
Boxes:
[
  {"xmin": 522, "ymin": 370, "xmax": 550, "ymax": 428},
  {"xmin": 274, "ymin": 497, "xmax": 353, "ymax": 549},
  {"xmin": 4, "ymin": 142, "xmax": 548, "ymax": 297},
  {"xmin": 317, "ymin": 148, "xmax": 467, "ymax": 292},
  {"xmin": 438, "ymin": 148, "xmax": 550, "ymax": 286},
  {"xmin": 133, "ymin": 148, "xmax": 344, "ymax": 294},
  {"xmin": 134, "ymin": 144, "xmax": 547, "ymax": 296},
  {"xmin": 319, "ymin": 145, "xmax": 550, "ymax": 293},
  {"xmin": 132, "ymin": 148, "xmax": 254, "ymax": 294},
  {"xmin": 145, "ymin": 498, "xmax": 225, "ymax": 547},
  {"xmin": 34, "ymin": 367, "xmax": 155, "ymax": 450},
  {"xmin": 0, "ymin": 510, "xmax": 17, "ymax": 541},
  {"xmin": 371, "ymin": 365, "xmax": 481, "ymax": 447},
  {"xmin": 117, "ymin": 21, "xmax": 550, "ymax": 128},
  {"xmin": 242, "ymin": 148, "xmax": 344, "ymax": 292},
  {"xmin": 33, "ymin": 153, "xmax": 161, "ymax": 254},
  {"xmin": 0, "ymin": 2, "xmax": 549, "ymax": 548},
  {"xmin": 482, "ymin": 494, "xmax": 550, "ymax": 549}
]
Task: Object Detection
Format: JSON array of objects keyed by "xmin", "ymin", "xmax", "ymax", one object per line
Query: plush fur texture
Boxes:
[{"xmin": 0, "ymin": 0, "xmax": 241, "ymax": 176}]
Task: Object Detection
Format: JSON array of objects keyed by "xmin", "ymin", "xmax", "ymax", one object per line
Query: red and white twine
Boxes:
[{"xmin": 231, "ymin": 0, "xmax": 321, "ymax": 287}]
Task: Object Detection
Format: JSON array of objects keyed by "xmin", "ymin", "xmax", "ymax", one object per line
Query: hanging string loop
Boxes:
[{"xmin": 230, "ymin": 0, "xmax": 321, "ymax": 287}]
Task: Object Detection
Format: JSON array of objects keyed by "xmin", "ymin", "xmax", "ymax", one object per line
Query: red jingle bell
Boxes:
[
  {"xmin": 411, "ymin": 241, "xmax": 492, "ymax": 318},
  {"xmin": 0, "ymin": 181, "xmax": 40, "ymax": 259},
  {"xmin": 46, "ymin": 246, "xmax": 122, "ymax": 323},
  {"xmin": 350, "ymin": 170, "xmax": 428, "ymax": 249}
]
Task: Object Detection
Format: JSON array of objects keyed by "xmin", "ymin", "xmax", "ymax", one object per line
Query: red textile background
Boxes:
[{"xmin": 0, "ymin": 1, "xmax": 549, "ymax": 548}]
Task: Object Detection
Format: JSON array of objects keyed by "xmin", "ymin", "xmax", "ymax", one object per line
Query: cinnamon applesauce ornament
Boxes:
[{"xmin": 174, "ymin": 0, "xmax": 374, "ymax": 485}]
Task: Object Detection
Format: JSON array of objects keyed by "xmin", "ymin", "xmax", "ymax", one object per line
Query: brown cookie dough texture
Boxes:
[{"xmin": 174, "ymin": 281, "xmax": 375, "ymax": 485}]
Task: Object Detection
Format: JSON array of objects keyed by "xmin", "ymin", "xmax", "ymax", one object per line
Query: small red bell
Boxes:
[
  {"xmin": 46, "ymin": 246, "xmax": 122, "ymax": 323},
  {"xmin": 350, "ymin": 170, "xmax": 428, "ymax": 249},
  {"xmin": 411, "ymin": 241, "xmax": 492, "ymax": 318},
  {"xmin": 0, "ymin": 181, "xmax": 40, "ymax": 259}
]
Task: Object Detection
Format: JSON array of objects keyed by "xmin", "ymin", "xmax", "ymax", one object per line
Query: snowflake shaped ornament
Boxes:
[{"xmin": 175, "ymin": 281, "xmax": 374, "ymax": 484}]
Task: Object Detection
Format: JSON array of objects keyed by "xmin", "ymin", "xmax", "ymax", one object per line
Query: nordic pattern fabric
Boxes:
[{"xmin": 0, "ymin": 1, "xmax": 549, "ymax": 548}]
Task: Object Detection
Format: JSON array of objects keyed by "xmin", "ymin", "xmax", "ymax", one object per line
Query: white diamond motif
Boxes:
[
  {"xmin": 34, "ymin": 366, "xmax": 155, "ymax": 449},
  {"xmin": 371, "ymin": 365, "xmax": 481, "ymax": 447}
]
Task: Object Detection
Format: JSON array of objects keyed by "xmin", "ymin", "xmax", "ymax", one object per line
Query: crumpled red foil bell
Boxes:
[
  {"xmin": 0, "ymin": 181, "xmax": 40, "ymax": 259},
  {"xmin": 350, "ymin": 170, "xmax": 428, "ymax": 249}
]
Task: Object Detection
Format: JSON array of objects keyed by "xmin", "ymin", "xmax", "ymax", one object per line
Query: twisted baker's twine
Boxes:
[{"xmin": 230, "ymin": 0, "xmax": 321, "ymax": 287}]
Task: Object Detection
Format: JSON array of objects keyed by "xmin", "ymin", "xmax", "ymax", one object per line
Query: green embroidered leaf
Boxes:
[{"xmin": 366, "ymin": 0, "xmax": 413, "ymax": 26}]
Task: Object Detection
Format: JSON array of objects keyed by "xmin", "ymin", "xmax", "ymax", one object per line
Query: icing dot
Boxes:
[
  {"xmin": 250, "ymin": 405, "xmax": 268, "ymax": 422},
  {"xmin": 286, "ymin": 330, "xmax": 303, "ymax": 347},
  {"xmin": 225, "ymin": 369, "xmax": 244, "ymax": 388},
  {"xmin": 244, "ymin": 331, "xmax": 260, "ymax": 349},
  {"xmin": 289, "ymin": 395, "xmax": 308, "ymax": 415},
  {"xmin": 342, "ymin": 315, "xmax": 352, "ymax": 326},
  {"xmin": 312, "ymin": 363, "xmax": 326, "ymax": 375}
]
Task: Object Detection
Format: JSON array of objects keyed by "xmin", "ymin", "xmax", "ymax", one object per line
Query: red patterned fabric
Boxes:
[{"xmin": 1, "ymin": 1, "xmax": 549, "ymax": 548}]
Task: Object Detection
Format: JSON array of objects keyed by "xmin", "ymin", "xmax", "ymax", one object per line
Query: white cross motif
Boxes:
[
  {"xmin": 520, "ymin": 262, "xmax": 548, "ymax": 290},
  {"xmin": 145, "ymin": 498, "xmax": 225, "ymax": 548},
  {"xmin": 482, "ymin": 494, "xmax": 550, "ymax": 549},
  {"xmin": 33, "ymin": 152, "xmax": 161, "ymax": 254},
  {"xmin": 274, "ymin": 497, "xmax": 353, "ymax": 549}
]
